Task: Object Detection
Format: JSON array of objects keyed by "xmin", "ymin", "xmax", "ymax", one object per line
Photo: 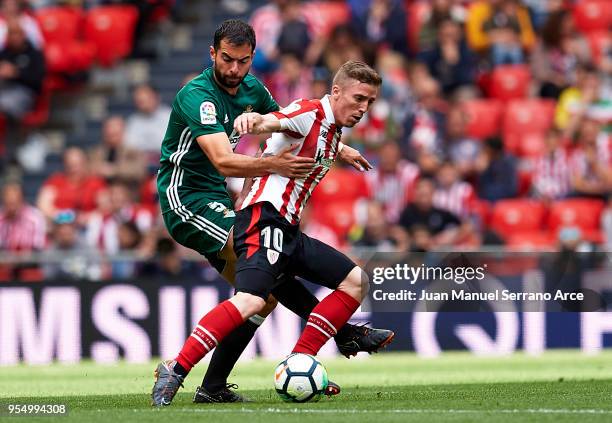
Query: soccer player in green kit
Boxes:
[{"xmin": 153, "ymin": 20, "xmax": 394, "ymax": 406}]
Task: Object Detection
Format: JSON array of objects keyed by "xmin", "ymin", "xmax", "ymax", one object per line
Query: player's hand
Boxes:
[
  {"xmin": 269, "ymin": 144, "xmax": 315, "ymax": 178},
  {"xmin": 338, "ymin": 144, "xmax": 372, "ymax": 172},
  {"xmin": 234, "ymin": 112, "xmax": 264, "ymax": 135}
]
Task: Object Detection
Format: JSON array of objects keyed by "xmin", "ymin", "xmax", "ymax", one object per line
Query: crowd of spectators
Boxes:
[{"xmin": 0, "ymin": 0, "xmax": 611, "ymax": 281}]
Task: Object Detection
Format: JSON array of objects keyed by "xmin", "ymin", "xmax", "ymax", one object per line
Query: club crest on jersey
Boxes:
[
  {"xmin": 315, "ymin": 148, "xmax": 333, "ymax": 169},
  {"xmin": 267, "ymin": 249, "xmax": 279, "ymax": 264},
  {"xmin": 200, "ymin": 101, "xmax": 216, "ymax": 124}
]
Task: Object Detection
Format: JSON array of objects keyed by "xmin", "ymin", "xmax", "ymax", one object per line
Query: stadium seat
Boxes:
[
  {"xmin": 310, "ymin": 168, "xmax": 368, "ymax": 205},
  {"xmin": 406, "ymin": 1, "xmax": 431, "ymax": 54},
  {"xmin": 37, "ymin": 7, "xmax": 95, "ymax": 75},
  {"xmin": 36, "ymin": 6, "xmax": 83, "ymax": 43},
  {"xmin": 21, "ymin": 82, "xmax": 51, "ymax": 128},
  {"xmin": 503, "ymin": 99, "xmax": 556, "ymax": 154},
  {"xmin": 573, "ymin": 0, "xmax": 612, "ymax": 33},
  {"xmin": 517, "ymin": 168, "xmax": 533, "ymax": 196},
  {"xmin": 84, "ymin": 5, "xmax": 139, "ymax": 67},
  {"xmin": 586, "ymin": 30, "xmax": 611, "ymax": 67},
  {"xmin": 313, "ymin": 200, "xmax": 358, "ymax": 240},
  {"xmin": 490, "ymin": 199, "xmax": 547, "ymax": 239},
  {"xmin": 461, "ymin": 99, "xmax": 504, "ymax": 140},
  {"xmin": 489, "ymin": 65, "xmax": 531, "ymax": 101},
  {"xmin": 302, "ymin": 1, "xmax": 350, "ymax": 38},
  {"xmin": 548, "ymin": 198, "xmax": 605, "ymax": 234}
]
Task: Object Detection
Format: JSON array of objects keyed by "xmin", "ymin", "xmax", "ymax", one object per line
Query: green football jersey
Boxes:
[{"xmin": 157, "ymin": 67, "xmax": 278, "ymax": 213}]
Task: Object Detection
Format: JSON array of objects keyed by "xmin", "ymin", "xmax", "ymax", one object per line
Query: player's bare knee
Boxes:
[{"xmin": 231, "ymin": 292, "xmax": 266, "ymax": 319}]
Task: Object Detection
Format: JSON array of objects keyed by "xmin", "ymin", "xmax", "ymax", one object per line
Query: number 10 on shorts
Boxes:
[{"xmin": 261, "ymin": 226, "xmax": 283, "ymax": 252}]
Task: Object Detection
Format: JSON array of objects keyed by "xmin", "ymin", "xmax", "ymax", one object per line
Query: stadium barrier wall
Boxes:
[{"xmin": 1, "ymin": 253, "xmax": 611, "ymax": 365}]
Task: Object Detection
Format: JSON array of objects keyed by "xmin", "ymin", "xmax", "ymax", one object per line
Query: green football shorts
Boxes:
[{"xmin": 162, "ymin": 196, "xmax": 235, "ymax": 273}]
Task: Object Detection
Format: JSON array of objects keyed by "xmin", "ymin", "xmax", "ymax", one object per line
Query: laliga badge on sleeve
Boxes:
[{"xmin": 200, "ymin": 101, "xmax": 217, "ymax": 124}]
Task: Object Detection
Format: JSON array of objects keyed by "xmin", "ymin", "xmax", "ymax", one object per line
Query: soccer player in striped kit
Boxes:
[
  {"xmin": 152, "ymin": 61, "xmax": 391, "ymax": 406},
  {"xmin": 152, "ymin": 19, "xmax": 394, "ymax": 406}
]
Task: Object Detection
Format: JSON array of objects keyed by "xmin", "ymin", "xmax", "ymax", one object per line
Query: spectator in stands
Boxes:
[
  {"xmin": 475, "ymin": 137, "xmax": 518, "ymax": 202},
  {"xmin": 569, "ymin": 118, "xmax": 611, "ymax": 199},
  {"xmin": 85, "ymin": 181, "xmax": 153, "ymax": 255},
  {"xmin": 320, "ymin": 24, "xmax": 366, "ymax": 74},
  {"xmin": 555, "ymin": 64, "xmax": 602, "ymax": 137},
  {"xmin": 0, "ymin": 0, "xmax": 44, "ymax": 50},
  {"xmin": 531, "ymin": 127, "xmax": 572, "ymax": 200},
  {"xmin": 266, "ymin": 53, "xmax": 313, "ymax": 107},
  {"xmin": 0, "ymin": 181, "xmax": 45, "ymax": 252},
  {"xmin": 417, "ymin": 18, "xmax": 477, "ymax": 97},
  {"xmin": 350, "ymin": 0, "xmax": 408, "ymax": 57},
  {"xmin": 352, "ymin": 201, "xmax": 408, "ymax": 251},
  {"xmin": 0, "ymin": 17, "xmax": 44, "ymax": 120},
  {"xmin": 445, "ymin": 102, "xmax": 481, "ymax": 179},
  {"xmin": 36, "ymin": 147, "xmax": 107, "ymax": 223},
  {"xmin": 403, "ymin": 76, "xmax": 445, "ymax": 175},
  {"xmin": 89, "ymin": 115, "xmax": 147, "ymax": 186},
  {"xmin": 124, "ymin": 83, "xmax": 171, "ymax": 162},
  {"xmin": 418, "ymin": 0, "xmax": 464, "ymax": 52},
  {"xmin": 44, "ymin": 209, "xmax": 102, "ymax": 280},
  {"xmin": 466, "ymin": 0, "xmax": 535, "ymax": 64},
  {"xmin": 531, "ymin": 9, "xmax": 591, "ymax": 99},
  {"xmin": 138, "ymin": 237, "xmax": 197, "ymax": 279},
  {"xmin": 433, "ymin": 161, "xmax": 476, "ymax": 219},
  {"xmin": 601, "ymin": 194, "xmax": 612, "ymax": 251},
  {"xmin": 399, "ymin": 177, "xmax": 467, "ymax": 247},
  {"xmin": 275, "ymin": 0, "xmax": 312, "ymax": 59},
  {"xmin": 365, "ymin": 141, "xmax": 419, "ymax": 223}
]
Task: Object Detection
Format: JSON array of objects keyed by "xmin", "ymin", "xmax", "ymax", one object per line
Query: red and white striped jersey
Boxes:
[
  {"xmin": 433, "ymin": 181, "xmax": 476, "ymax": 218},
  {"xmin": 0, "ymin": 205, "xmax": 46, "ymax": 252},
  {"xmin": 241, "ymin": 95, "xmax": 342, "ymax": 224},
  {"xmin": 532, "ymin": 147, "xmax": 572, "ymax": 199},
  {"xmin": 365, "ymin": 160, "xmax": 420, "ymax": 223}
]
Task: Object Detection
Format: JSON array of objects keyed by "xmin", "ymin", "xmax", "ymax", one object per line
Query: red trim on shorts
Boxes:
[{"xmin": 245, "ymin": 203, "xmax": 262, "ymax": 259}]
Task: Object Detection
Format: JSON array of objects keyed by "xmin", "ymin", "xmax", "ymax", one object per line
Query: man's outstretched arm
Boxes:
[{"xmin": 197, "ymin": 132, "xmax": 314, "ymax": 178}]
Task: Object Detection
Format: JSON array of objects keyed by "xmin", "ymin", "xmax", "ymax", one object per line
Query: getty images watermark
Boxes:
[{"xmin": 361, "ymin": 252, "xmax": 610, "ymax": 312}]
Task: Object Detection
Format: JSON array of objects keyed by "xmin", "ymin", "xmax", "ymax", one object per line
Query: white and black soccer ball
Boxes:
[{"xmin": 274, "ymin": 353, "xmax": 328, "ymax": 402}]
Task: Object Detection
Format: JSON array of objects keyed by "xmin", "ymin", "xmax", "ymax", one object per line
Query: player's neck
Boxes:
[{"xmin": 213, "ymin": 72, "xmax": 239, "ymax": 96}]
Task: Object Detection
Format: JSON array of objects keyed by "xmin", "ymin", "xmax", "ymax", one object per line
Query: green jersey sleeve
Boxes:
[
  {"xmin": 176, "ymin": 88, "xmax": 225, "ymax": 138},
  {"xmin": 256, "ymin": 80, "xmax": 279, "ymax": 114}
]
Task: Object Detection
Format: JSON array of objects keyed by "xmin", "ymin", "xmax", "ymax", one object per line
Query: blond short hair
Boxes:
[{"xmin": 332, "ymin": 60, "xmax": 382, "ymax": 87}]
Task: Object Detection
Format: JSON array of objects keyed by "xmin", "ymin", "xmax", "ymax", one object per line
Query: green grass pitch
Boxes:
[{"xmin": 1, "ymin": 351, "xmax": 611, "ymax": 422}]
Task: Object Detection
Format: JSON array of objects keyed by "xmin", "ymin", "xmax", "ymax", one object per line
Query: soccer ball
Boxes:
[{"xmin": 274, "ymin": 353, "xmax": 328, "ymax": 402}]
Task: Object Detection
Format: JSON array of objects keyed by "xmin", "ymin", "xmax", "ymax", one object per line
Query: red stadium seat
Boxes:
[
  {"xmin": 310, "ymin": 168, "xmax": 368, "ymax": 205},
  {"xmin": 489, "ymin": 65, "xmax": 531, "ymax": 101},
  {"xmin": 302, "ymin": 1, "xmax": 350, "ymax": 38},
  {"xmin": 573, "ymin": 0, "xmax": 612, "ymax": 33},
  {"xmin": 21, "ymin": 82, "xmax": 51, "ymax": 128},
  {"xmin": 490, "ymin": 199, "xmax": 547, "ymax": 239},
  {"xmin": 505, "ymin": 231, "xmax": 556, "ymax": 250},
  {"xmin": 503, "ymin": 99, "xmax": 555, "ymax": 154},
  {"xmin": 586, "ymin": 30, "xmax": 611, "ymax": 67},
  {"xmin": 406, "ymin": 1, "xmax": 431, "ymax": 54},
  {"xmin": 84, "ymin": 5, "xmax": 139, "ymax": 67},
  {"xmin": 36, "ymin": 6, "xmax": 83, "ymax": 43},
  {"xmin": 517, "ymin": 168, "xmax": 533, "ymax": 196},
  {"xmin": 313, "ymin": 200, "xmax": 358, "ymax": 240},
  {"xmin": 36, "ymin": 7, "xmax": 95, "ymax": 75},
  {"xmin": 461, "ymin": 99, "xmax": 504, "ymax": 140},
  {"xmin": 548, "ymin": 198, "xmax": 605, "ymax": 234}
]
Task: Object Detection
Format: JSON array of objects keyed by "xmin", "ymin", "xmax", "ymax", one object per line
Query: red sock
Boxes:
[
  {"xmin": 175, "ymin": 300, "xmax": 244, "ymax": 373},
  {"xmin": 293, "ymin": 290, "xmax": 360, "ymax": 355}
]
